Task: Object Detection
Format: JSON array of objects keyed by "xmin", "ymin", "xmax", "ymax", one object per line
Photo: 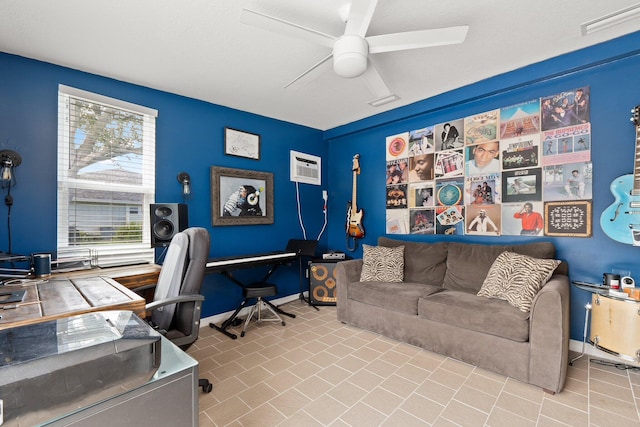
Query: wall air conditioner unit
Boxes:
[{"xmin": 290, "ymin": 150, "xmax": 321, "ymax": 186}]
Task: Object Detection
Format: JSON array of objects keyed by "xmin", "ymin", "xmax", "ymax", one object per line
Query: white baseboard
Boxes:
[{"xmin": 200, "ymin": 293, "xmax": 301, "ymax": 327}]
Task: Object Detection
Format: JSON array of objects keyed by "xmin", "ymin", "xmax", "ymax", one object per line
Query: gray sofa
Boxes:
[{"xmin": 335, "ymin": 237, "xmax": 570, "ymax": 394}]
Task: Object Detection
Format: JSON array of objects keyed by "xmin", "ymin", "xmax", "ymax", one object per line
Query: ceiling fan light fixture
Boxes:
[
  {"xmin": 242, "ymin": 2, "xmax": 470, "ymax": 105},
  {"xmin": 333, "ymin": 35, "xmax": 368, "ymax": 78}
]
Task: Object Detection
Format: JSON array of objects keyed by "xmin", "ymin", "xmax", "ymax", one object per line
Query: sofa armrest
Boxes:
[
  {"xmin": 528, "ymin": 274, "xmax": 570, "ymax": 393},
  {"xmin": 334, "ymin": 259, "xmax": 363, "ymax": 322}
]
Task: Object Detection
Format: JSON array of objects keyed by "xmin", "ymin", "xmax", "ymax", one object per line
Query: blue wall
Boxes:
[
  {"xmin": 2, "ymin": 31, "xmax": 640, "ymax": 340},
  {"xmin": 324, "ymin": 31, "xmax": 640, "ymax": 341},
  {"xmin": 0, "ymin": 52, "xmax": 327, "ymax": 317}
]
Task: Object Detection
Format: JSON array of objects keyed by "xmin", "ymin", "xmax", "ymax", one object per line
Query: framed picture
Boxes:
[
  {"xmin": 211, "ymin": 166, "xmax": 273, "ymax": 226},
  {"xmin": 502, "ymin": 168, "xmax": 542, "ymax": 203},
  {"xmin": 544, "ymin": 200, "xmax": 592, "ymax": 237},
  {"xmin": 224, "ymin": 127, "xmax": 260, "ymax": 160}
]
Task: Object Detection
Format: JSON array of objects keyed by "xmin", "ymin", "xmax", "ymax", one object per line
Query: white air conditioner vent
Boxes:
[{"xmin": 290, "ymin": 150, "xmax": 321, "ymax": 185}]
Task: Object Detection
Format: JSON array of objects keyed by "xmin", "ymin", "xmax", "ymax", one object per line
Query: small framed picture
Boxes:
[
  {"xmin": 544, "ymin": 200, "xmax": 592, "ymax": 238},
  {"xmin": 224, "ymin": 127, "xmax": 260, "ymax": 160}
]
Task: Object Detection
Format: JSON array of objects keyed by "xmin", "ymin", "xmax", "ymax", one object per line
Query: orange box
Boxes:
[{"xmin": 630, "ymin": 288, "xmax": 640, "ymax": 301}]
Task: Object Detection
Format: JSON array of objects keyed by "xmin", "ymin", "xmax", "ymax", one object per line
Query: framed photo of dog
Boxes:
[{"xmin": 211, "ymin": 166, "xmax": 274, "ymax": 226}]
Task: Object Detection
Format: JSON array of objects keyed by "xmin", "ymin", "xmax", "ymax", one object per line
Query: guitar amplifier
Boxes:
[{"xmin": 308, "ymin": 261, "xmax": 340, "ymax": 306}]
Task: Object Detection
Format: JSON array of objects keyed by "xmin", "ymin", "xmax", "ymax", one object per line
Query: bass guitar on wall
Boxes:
[
  {"xmin": 601, "ymin": 105, "xmax": 640, "ymax": 245},
  {"xmin": 346, "ymin": 154, "xmax": 364, "ymax": 251}
]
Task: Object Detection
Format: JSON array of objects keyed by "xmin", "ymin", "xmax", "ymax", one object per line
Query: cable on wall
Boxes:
[
  {"xmin": 295, "ymin": 181, "xmax": 328, "ymax": 242},
  {"xmin": 295, "ymin": 181, "xmax": 308, "ymax": 240},
  {"xmin": 317, "ymin": 192, "xmax": 328, "ymax": 241}
]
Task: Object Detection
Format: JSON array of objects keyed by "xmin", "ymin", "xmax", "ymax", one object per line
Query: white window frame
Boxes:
[{"xmin": 57, "ymin": 85, "xmax": 157, "ymax": 267}]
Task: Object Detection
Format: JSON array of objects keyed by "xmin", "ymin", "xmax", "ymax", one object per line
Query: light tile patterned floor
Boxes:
[{"xmin": 188, "ymin": 300, "xmax": 640, "ymax": 426}]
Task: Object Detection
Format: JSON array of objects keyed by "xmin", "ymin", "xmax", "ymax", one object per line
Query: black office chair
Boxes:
[{"xmin": 140, "ymin": 227, "xmax": 213, "ymax": 393}]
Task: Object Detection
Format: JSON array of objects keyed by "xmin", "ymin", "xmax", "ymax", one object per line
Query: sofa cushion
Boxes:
[
  {"xmin": 478, "ymin": 251, "xmax": 561, "ymax": 312},
  {"xmin": 378, "ymin": 237, "xmax": 448, "ymax": 285},
  {"xmin": 443, "ymin": 241, "xmax": 556, "ymax": 293},
  {"xmin": 360, "ymin": 244, "xmax": 404, "ymax": 282},
  {"xmin": 350, "ymin": 281, "xmax": 442, "ymax": 315},
  {"xmin": 418, "ymin": 290, "xmax": 530, "ymax": 342}
]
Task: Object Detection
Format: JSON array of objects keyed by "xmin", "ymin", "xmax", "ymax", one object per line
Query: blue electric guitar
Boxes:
[{"xmin": 600, "ymin": 106, "xmax": 640, "ymax": 245}]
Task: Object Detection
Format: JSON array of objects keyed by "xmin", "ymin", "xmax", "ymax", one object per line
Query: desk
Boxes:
[
  {"xmin": 43, "ymin": 336, "xmax": 198, "ymax": 427},
  {"xmin": 0, "ymin": 276, "xmax": 146, "ymax": 330},
  {"xmin": 53, "ymin": 263, "xmax": 161, "ymax": 290}
]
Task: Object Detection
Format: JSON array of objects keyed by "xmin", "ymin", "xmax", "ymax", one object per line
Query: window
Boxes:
[{"xmin": 57, "ymin": 85, "xmax": 157, "ymax": 266}]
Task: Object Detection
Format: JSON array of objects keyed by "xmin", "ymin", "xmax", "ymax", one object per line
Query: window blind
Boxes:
[{"xmin": 57, "ymin": 85, "xmax": 157, "ymax": 267}]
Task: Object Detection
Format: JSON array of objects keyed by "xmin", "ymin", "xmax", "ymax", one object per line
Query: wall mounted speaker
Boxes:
[{"xmin": 150, "ymin": 203, "xmax": 188, "ymax": 247}]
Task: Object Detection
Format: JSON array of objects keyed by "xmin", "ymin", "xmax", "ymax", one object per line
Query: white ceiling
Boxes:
[{"xmin": 1, "ymin": 1, "xmax": 640, "ymax": 130}]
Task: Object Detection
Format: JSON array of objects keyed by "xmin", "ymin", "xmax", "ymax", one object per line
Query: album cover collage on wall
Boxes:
[{"xmin": 385, "ymin": 86, "xmax": 592, "ymax": 238}]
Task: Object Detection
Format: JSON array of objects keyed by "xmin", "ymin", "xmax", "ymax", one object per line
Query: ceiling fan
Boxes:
[{"xmin": 241, "ymin": 0, "xmax": 469, "ymax": 105}]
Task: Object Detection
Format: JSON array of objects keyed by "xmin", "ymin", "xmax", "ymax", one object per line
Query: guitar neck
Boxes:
[
  {"xmin": 635, "ymin": 124, "xmax": 640, "ymax": 195},
  {"xmin": 352, "ymin": 170, "xmax": 357, "ymax": 209}
]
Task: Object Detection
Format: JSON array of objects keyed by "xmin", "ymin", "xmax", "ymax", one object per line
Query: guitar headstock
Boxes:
[
  {"xmin": 352, "ymin": 154, "xmax": 361, "ymax": 173},
  {"xmin": 631, "ymin": 106, "xmax": 640, "ymax": 126}
]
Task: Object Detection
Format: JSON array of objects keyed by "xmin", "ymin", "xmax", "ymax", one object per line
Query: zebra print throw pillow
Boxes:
[
  {"xmin": 360, "ymin": 244, "xmax": 404, "ymax": 282},
  {"xmin": 477, "ymin": 251, "xmax": 560, "ymax": 312}
]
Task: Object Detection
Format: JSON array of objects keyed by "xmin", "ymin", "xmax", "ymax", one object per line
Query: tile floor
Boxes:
[{"xmin": 188, "ymin": 300, "xmax": 640, "ymax": 426}]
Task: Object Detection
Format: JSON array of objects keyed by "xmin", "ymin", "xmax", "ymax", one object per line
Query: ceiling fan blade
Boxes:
[
  {"xmin": 367, "ymin": 26, "xmax": 469, "ymax": 54},
  {"xmin": 284, "ymin": 53, "xmax": 333, "ymax": 88},
  {"xmin": 361, "ymin": 62, "xmax": 393, "ymax": 99},
  {"xmin": 344, "ymin": 0, "xmax": 378, "ymax": 37},
  {"xmin": 241, "ymin": 8, "xmax": 336, "ymax": 48}
]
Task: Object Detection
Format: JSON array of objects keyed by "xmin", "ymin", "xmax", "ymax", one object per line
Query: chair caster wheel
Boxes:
[
  {"xmin": 241, "ymin": 331, "xmax": 246, "ymax": 337},
  {"xmin": 199, "ymin": 379, "xmax": 213, "ymax": 393},
  {"xmin": 281, "ymin": 321, "xmax": 286, "ymax": 326}
]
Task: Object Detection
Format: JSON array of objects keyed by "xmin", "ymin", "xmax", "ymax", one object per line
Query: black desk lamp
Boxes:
[{"xmin": 0, "ymin": 149, "xmax": 22, "ymax": 254}]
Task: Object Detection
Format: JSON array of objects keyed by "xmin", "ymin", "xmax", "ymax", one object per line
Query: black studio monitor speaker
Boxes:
[{"xmin": 150, "ymin": 203, "xmax": 188, "ymax": 247}]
